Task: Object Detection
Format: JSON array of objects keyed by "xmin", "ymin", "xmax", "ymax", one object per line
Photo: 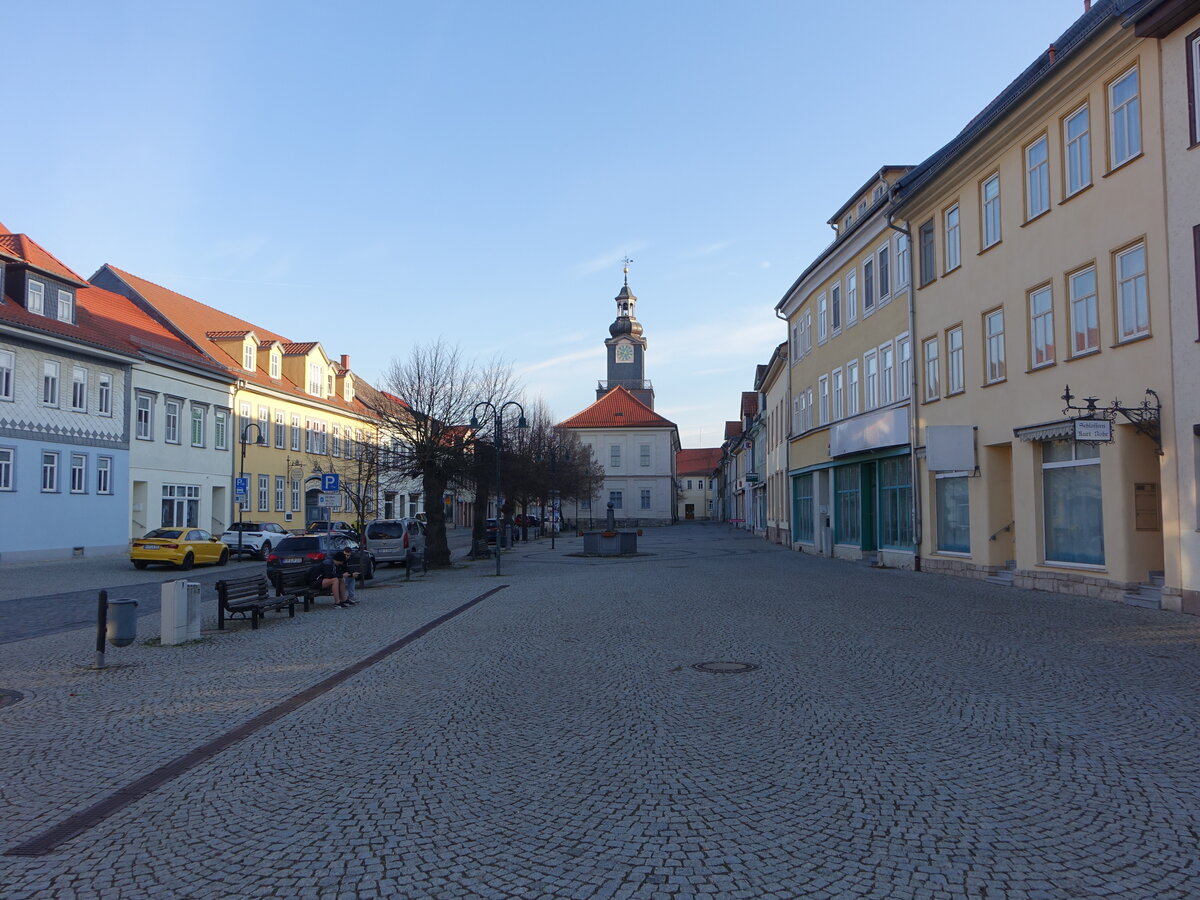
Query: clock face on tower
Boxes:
[{"xmin": 615, "ymin": 343, "xmax": 634, "ymax": 363}]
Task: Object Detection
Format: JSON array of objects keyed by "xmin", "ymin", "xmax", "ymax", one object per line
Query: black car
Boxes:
[
  {"xmin": 265, "ymin": 533, "xmax": 376, "ymax": 587},
  {"xmin": 304, "ymin": 520, "xmax": 359, "ymax": 540}
]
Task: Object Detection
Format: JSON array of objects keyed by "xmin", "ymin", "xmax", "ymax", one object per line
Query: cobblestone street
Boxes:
[{"xmin": 2, "ymin": 523, "xmax": 1198, "ymax": 899}]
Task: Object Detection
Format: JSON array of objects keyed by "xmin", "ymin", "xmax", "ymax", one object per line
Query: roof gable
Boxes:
[{"xmin": 559, "ymin": 385, "xmax": 678, "ymax": 430}]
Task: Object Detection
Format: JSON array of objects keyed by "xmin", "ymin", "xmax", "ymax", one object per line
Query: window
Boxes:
[
  {"xmin": 792, "ymin": 396, "xmax": 800, "ymax": 434},
  {"xmin": 57, "ymin": 289, "xmax": 74, "ymax": 323},
  {"xmin": 1192, "ymin": 32, "xmax": 1200, "ymax": 145},
  {"xmin": 863, "ymin": 258, "xmax": 875, "ymax": 313},
  {"xmin": 258, "ymin": 474, "xmax": 270, "ymax": 512},
  {"xmin": 243, "ymin": 343, "xmax": 255, "ymax": 371},
  {"xmin": 42, "ymin": 361, "xmax": 59, "ymax": 406},
  {"xmin": 1025, "ymin": 135, "xmax": 1050, "ymax": 219},
  {"xmin": 982, "ymin": 174, "xmax": 1001, "ymax": 248},
  {"xmin": 846, "ymin": 361, "xmax": 860, "ymax": 416},
  {"xmin": 879, "ymin": 456, "xmax": 913, "ymax": 549},
  {"xmin": 580, "ymin": 497, "xmax": 592, "ymax": 510},
  {"xmin": 28, "ymin": 280, "xmax": 44, "ymax": 315},
  {"xmin": 332, "ymin": 424, "xmax": 342, "ymax": 458},
  {"xmin": 880, "ymin": 342, "xmax": 895, "ymax": 405},
  {"xmin": 832, "ymin": 368, "xmax": 844, "ymax": 420},
  {"xmin": 793, "ymin": 474, "xmax": 814, "ymax": 543},
  {"xmin": 0, "ymin": 448, "xmax": 11, "ymax": 490},
  {"xmin": 1109, "ymin": 65, "xmax": 1141, "ymax": 167},
  {"xmin": 257, "ymin": 406, "xmax": 270, "ymax": 442},
  {"xmin": 1115, "ymin": 242, "xmax": 1149, "ymax": 341},
  {"xmin": 0, "ymin": 350, "xmax": 12, "ymax": 401},
  {"xmin": 923, "ymin": 338, "xmax": 940, "ymax": 401},
  {"xmin": 1069, "ymin": 266, "xmax": 1099, "ymax": 355},
  {"xmin": 919, "ymin": 220, "xmax": 936, "ymax": 286},
  {"xmin": 1029, "ymin": 285, "xmax": 1055, "ymax": 368},
  {"xmin": 215, "ymin": 410, "xmax": 228, "ymax": 450},
  {"xmin": 1064, "ymin": 104, "xmax": 1092, "ymax": 196},
  {"xmin": 191, "ymin": 406, "xmax": 205, "ymax": 446},
  {"xmin": 834, "ymin": 464, "xmax": 861, "ymax": 545},
  {"xmin": 609, "ymin": 490, "xmax": 623, "ymax": 509},
  {"xmin": 610, "ymin": 445, "xmax": 621, "ymax": 467},
  {"xmin": 270, "ymin": 352, "xmax": 280, "ymax": 379},
  {"xmin": 291, "ymin": 414, "xmax": 301, "ymax": 451},
  {"xmin": 165, "ymin": 399, "xmax": 181, "ymax": 443},
  {"xmin": 136, "ymin": 395, "xmax": 152, "ymax": 440},
  {"xmin": 640, "ymin": 489, "xmax": 652, "ymax": 510},
  {"xmin": 42, "ymin": 451, "xmax": 59, "ymax": 492},
  {"xmin": 292, "ymin": 479, "xmax": 301, "ymax": 512},
  {"xmin": 71, "ymin": 453, "xmax": 87, "ymax": 493},
  {"xmin": 846, "ymin": 271, "xmax": 858, "ymax": 324},
  {"xmin": 67, "ymin": 367, "xmax": 86, "ymax": 412},
  {"xmin": 276, "ymin": 475, "xmax": 286, "ymax": 512},
  {"xmin": 309, "ymin": 363, "xmax": 323, "ymax": 395},
  {"xmin": 831, "ymin": 282, "xmax": 842, "ymax": 332},
  {"xmin": 640, "ymin": 444, "xmax": 651, "ymax": 467},
  {"xmin": 803, "ymin": 310, "xmax": 812, "ymax": 355},
  {"xmin": 162, "ymin": 484, "xmax": 200, "ymax": 528},
  {"xmin": 946, "ymin": 327, "xmax": 964, "ymax": 394},
  {"xmin": 818, "ymin": 375, "xmax": 829, "ymax": 425},
  {"xmin": 98, "ymin": 374, "xmax": 112, "ymax": 416},
  {"xmin": 686, "ymin": 480, "xmax": 692, "ymax": 490},
  {"xmin": 878, "ymin": 245, "xmax": 890, "ymax": 301},
  {"xmin": 1042, "ymin": 440, "xmax": 1103, "ymax": 565},
  {"xmin": 935, "ymin": 474, "xmax": 970, "ymax": 553},
  {"xmin": 895, "ymin": 233, "xmax": 910, "ymax": 288},
  {"xmin": 984, "ymin": 309, "xmax": 1006, "ymax": 384},
  {"xmin": 945, "ymin": 205, "xmax": 961, "ymax": 271},
  {"xmin": 897, "ymin": 337, "xmax": 912, "ymax": 400},
  {"xmin": 817, "ymin": 293, "xmax": 828, "ymax": 343},
  {"xmin": 97, "ymin": 456, "xmax": 112, "ymax": 494},
  {"xmin": 864, "ymin": 351, "xmax": 879, "ymax": 410},
  {"xmin": 239, "ymin": 401, "xmax": 251, "ymax": 435}
]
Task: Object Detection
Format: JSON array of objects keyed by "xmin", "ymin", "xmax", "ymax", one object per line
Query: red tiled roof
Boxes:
[
  {"xmin": 724, "ymin": 420, "xmax": 741, "ymax": 440},
  {"xmin": 559, "ymin": 386, "xmax": 678, "ymax": 429},
  {"xmin": 0, "ymin": 284, "xmax": 137, "ymax": 359},
  {"xmin": 741, "ymin": 391, "xmax": 757, "ymax": 418},
  {"xmin": 281, "ymin": 342, "xmax": 318, "ymax": 355},
  {"xmin": 206, "ymin": 329, "xmax": 252, "ymax": 340},
  {"xmin": 676, "ymin": 448, "xmax": 723, "ymax": 476},
  {"xmin": 0, "ymin": 233, "xmax": 88, "ymax": 284}
]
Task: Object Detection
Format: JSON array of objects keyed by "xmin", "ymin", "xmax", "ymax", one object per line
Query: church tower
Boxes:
[{"xmin": 598, "ymin": 262, "xmax": 654, "ymax": 408}]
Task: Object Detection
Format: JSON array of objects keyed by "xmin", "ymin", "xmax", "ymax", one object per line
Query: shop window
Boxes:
[
  {"xmin": 793, "ymin": 474, "xmax": 814, "ymax": 543},
  {"xmin": 935, "ymin": 473, "xmax": 970, "ymax": 553},
  {"xmin": 879, "ymin": 457, "xmax": 912, "ymax": 549},
  {"xmin": 834, "ymin": 464, "xmax": 861, "ymax": 545},
  {"xmin": 1042, "ymin": 440, "xmax": 1103, "ymax": 565}
]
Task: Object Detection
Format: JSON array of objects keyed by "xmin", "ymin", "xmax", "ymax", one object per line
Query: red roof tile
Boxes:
[
  {"xmin": 676, "ymin": 448, "xmax": 723, "ymax": 476},
  {"xmin": 559, "ymin": 386, "xmax": 678, "ymax": 429},
  {"xmin": 281, "ymin": 342, "xmax": 318, "ymax": 355},
  {"xmin": 206, "ymin": 330, "xmax": 252, "ymax": 340},
  {"xmin": 0, "ymin": 233, "xmax": 88, "ymax": 284},
  {"xmin": 724, "ymin": 420, "xmax": 742, "ymax": 440},
  {"xmin": 741, "ymin": 391, "xmax": 758, "ymax": 418}
]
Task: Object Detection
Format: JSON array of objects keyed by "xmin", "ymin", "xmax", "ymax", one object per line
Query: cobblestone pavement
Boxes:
[{"xmin": 1, "ymin": 523, "xmax": 1198, "ymax": 899}]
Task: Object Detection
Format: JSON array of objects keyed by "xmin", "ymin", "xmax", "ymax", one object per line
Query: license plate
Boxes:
[
  {"xmin": 283, "ymin": 557, "xmax": 302, "ymax": 564},
  {"xmin": 142, "ymin": 544, "xmax": 160, "ymax": 550}
]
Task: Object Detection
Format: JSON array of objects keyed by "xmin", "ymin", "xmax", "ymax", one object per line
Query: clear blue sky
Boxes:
[{"xmin": 7, "ymin": 1, "xmax": 1084, "ymax": 447}]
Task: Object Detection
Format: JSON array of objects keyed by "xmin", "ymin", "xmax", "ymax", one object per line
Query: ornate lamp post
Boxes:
[
  {"xmin": 238, "ymin": 423, "xmax": 267, "ymax": 556},
  {"xmin": 470, "ymin": 400, "xmax": 527, "ymax": 576}
]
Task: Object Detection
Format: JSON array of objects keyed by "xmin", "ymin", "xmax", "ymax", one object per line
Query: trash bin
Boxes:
[{"xmin": 106, "ymin": 598, "xmax": 139, "ymax": 647}]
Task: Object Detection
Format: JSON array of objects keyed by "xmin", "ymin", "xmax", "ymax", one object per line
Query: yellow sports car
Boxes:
[{"xmin": 130, "ymin": 528, "xmax": 230, "ymax": 570}]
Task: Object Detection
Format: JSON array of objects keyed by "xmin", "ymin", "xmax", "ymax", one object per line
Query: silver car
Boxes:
[{"xmin": 364, "ymin": 518, "xmax": 426, "ymax": 566}]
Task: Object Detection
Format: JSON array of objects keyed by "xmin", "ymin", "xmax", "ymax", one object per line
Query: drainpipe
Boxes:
[
  {"xmin": 775, "ymin": 305, "xmax": 794, "ymax": 544},
  {"xmin": 886, "ymin": 208, "xmax": 922, "ymax": 572}
]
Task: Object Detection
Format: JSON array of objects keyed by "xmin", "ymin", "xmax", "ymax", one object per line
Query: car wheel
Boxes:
[
  {"xmin": 180, "ymin": 552, "xmax": 195, "ymax": 571},
  {"xmin": 362, "ymin": 555, "xmax": 375, "ymax": 581},
  {"xmin": 133, "ymin": 560, "xmax": 148, "ymax": 570},
  {"xmin": 257, "ymin": 541, "xmax": 272, "ymax": 560},
  {"xmin": 218, "ymin": 548, "xmax": 230, "ymax": 566}
]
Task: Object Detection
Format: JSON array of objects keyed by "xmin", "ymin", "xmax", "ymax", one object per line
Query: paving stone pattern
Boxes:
[{"xmin": 1, "ymin": 524, "xmax": 1199, "ymax": 898}]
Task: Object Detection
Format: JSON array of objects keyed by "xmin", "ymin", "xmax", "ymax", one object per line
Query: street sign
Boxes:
[
  {"xmin": 320, "ymin": 473, "xmax": 340, "ymax": 492},
  {"xmin": 1074, "ymin": 418, "xmax": 1113, "ymax": 442},
  {"xmin": 318, "ymin": 492, "xmax": 342, "ymax": 508},
  {"xmin": 235, "ymin": 476, "xmax": 248, "ymax": 495}
]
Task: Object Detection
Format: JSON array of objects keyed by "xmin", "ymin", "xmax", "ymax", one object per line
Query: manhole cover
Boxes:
[
  {"xmin": 0, "ymin": 689, "xmax": 24, "ymax": 709},
  {"xmin": 691, "ymin": 661, "xmax": 759, "ymax": 675}
]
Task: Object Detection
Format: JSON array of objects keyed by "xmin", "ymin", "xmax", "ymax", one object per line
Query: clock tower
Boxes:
[{"xmin": 599, "ymin": 263, "xmax": 654, "ymax": 408}]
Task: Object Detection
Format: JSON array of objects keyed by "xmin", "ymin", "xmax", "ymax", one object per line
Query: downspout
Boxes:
[
  {"xmin": 775, "ymin": 305, "xmax": 794, "ymax": 545},
  {"xmin": 886, "ymin": 206, "xmax": 922, "ymax": 572}
]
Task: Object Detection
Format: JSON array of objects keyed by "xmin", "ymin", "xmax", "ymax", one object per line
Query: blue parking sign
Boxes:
[
  {"xmin": 321, "ymin": 473, "xmax": 340, "ymax": 492},
  {"xmin": 234, "ymin": 476, "xmax": 248, "ymax": 495}
]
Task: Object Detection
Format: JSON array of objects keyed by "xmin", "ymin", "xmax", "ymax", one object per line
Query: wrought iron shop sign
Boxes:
[
  {"xmin": 1061, "ymin": 385, "xmax": 1162, "ymax": 454},
  {"xmin": 1073, "ymin": 418, "xmax": 1112, "ymax": 442}
]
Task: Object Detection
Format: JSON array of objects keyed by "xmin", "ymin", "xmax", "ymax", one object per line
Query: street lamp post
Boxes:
[
  {"xmin": 470, "ymin": 400, "xmax": 527, "ymax": 576},
  {"xmin": 541, "ymin": 446, "xmax": 572, "ymax": 551},
  {"xmin": 238, "ymin": 423, "xmax": 267, "ymax": 557}
]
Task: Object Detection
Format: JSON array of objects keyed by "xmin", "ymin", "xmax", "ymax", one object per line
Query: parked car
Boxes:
[
  {"xmin": 220, "ymin": 521, "xmax": 291, "ymax": 559},
  {"xmin": 265, "ymin": 533, "xmax": 376, "ymax": 586},
  {"xmin": 364, "ymin": 518, "xmax": 426, "ymax": 566},
  {"xmin": 305, "ymin": 520, "xmax": 359, "ymax": 540},
  {"xmin": 131, "ymin": 528, "xmax": 229, "ymax": 570}
]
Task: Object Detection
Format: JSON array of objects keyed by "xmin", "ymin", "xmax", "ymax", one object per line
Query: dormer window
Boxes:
[
  {"xmin": 873, "ymin": 185, "xmax": 885, "ymax": 202},
  {"xmin": 327, "ymin": 371, "xmax": 334, "ymax": 396},
  {"xmin": 308, "ymin": 362, "xmax": 323, "ymax": 396},
  {"xmin": 243, "ymin": 343, "xmax": 255, "ymax": 371},
  {"xmin": 857, "ymin": 200, "xmax": 867, "ymax": 216},
  {"xmin": 844, "ymin": 215, "xmax": 853, "ymax": 229},
  {"xmin": 344, "ymin": 379, "xmax": 354, "ymax": 403},
  {"xmin": 57, "ymin": 289, "xmax": 74, "ymax": 323},
  {"xmin": 28, "ymin": 280, "xmax": 44, "ymax": 315},
  {"xmin": 270, "ymin": 352, "xmax": 280, "ymax": 379}
]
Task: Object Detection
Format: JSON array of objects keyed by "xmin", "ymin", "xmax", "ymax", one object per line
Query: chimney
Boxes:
[
  {"xmin": 340, "ymin": 354, "xmax": 350, "ymax": 371},
  {"xmin": 1048, "ymin": 43, "xmax": 1056, "ymax": 63},
  {"xmin": 1084, "ymin": 0, "xmax": 1092, "ymax": 11}
]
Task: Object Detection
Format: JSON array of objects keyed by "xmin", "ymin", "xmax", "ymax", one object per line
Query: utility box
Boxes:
[{"xmin": 161, "ymin": 580, "xmax": 201, "ymax": 645}]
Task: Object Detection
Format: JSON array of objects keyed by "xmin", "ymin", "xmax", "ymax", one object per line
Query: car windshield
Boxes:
[
  {"xmin": 143, "ymin": 529, "xmax": 182, "ymax": 539},
  {"xmin": 225, "ymin": 523, "xmax": 258, "ymax": 531}
]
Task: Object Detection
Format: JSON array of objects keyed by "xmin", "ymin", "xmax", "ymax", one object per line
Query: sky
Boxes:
[{"xmin": 6, "ymin": 1, "xmax": 1087, "ymax": 448}]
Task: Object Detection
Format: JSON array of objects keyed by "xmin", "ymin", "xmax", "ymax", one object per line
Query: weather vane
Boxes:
[{"xmin": 622, "ymin": 255, "xmax": 633, "ymax": 285}]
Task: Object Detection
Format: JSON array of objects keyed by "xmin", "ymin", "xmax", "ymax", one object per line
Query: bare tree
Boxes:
[
  {"xmin": 376, "ymin": 341, "xmax": 518, "ymax": 567},
  {"xmin": 325, "ymin": 437, "xmax": 382, "ymax": 536}
]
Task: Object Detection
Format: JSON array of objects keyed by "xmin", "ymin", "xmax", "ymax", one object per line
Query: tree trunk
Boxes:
[{"xmin": 423, "ymin": 466, "xmax": 452, "ymax": 567}]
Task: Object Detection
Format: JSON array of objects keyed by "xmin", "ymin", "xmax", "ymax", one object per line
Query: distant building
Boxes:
[{"xmin": 676, "ymin": 448, "xmax": 722, "ymax": 520}]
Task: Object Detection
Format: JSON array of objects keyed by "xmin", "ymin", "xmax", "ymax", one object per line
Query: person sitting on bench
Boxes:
[{"xmin": 308, "ymin": 556, "xmax": 349, "ymax": 608}]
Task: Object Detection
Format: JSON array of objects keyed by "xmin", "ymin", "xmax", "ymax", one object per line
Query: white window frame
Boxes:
[
  {"xmin": 982, "ymin": 174, "xmax": 1001, "ymax": 248},
  {"xmin": 243, "ymin": 343, "xmax": 255, "ymax": 371},
  {"xmin": 332, "ymin": 424, "xmax": 342, "ymax": 458},
  {"xmin": 1115, "ymin": 242, "xmax": 1149, "ymax": 341},
  {"xmin": 944, "ymin": 205, "xmax": 961, "ymax": 272},
  {"xmin": 1069, "ymin": 265, "xmax": 1100, "ymax": 356},
  {"xmin": 1025, "ymin": 135, "xmax": 1050, "ymax": 220},
  {"xmin": 97, "ymin": 456, "xmax": 112, "ymax": 494},
  {"xmin": 609, "ymin": 490, "xmax": 623, "ymax": 510},
  {"xmin": 1064, "ymin": 104, "xmax": 1092, "ymax": 197},
  {"xmin": 165, "ymin": 399, "xmax": 181, "ymax": 444},
  {"xmin": 863, "ymin": 258, "xmax": 875, "ymax": 314},
  {"xmin": 70, "ymin": 366, "xmax": 88, "ymax": 412},
  {"xmin": 640, "ymin": 443, "xmax": 651, "ymax": 467},
  {"xmin": 270, "ymin": 352, "xmax": 281, "ymax": 379},
  {"xmin": 1042, "ymin": 441, "xmax": 1104, "ymax": 566},
  {"xmin": 806, "ymin": 388, "xmax": 814, "ymax": 430},
  {"xmin": 830, "ymin": 282, "xmax": 842, "ymax": 333},
  {"xmin": 0, "ymin": 447, "xmax": 13, "ymax": 491},
  {"xmin": 57, "ymin": 289, "xmax": 74, "ymax": 324},
  {"xmin": 308, "ymin": 362, "xmax": 323, "ymax": 396},
  {"xmin": 137, "ymin": 394, "xmax": 153, "ymax": 440},
  {"xmin": 846, "ymin": 270, "xmax": 858, "ymax": 325},
  {"xmin": 1029, "ymin": 285, "xmax": 1056, "ymax": 368},
  {"xmin": 879, "ymin": 341, "xmax": 895, "ymax": 405},
  {"xmin": 258, "ymin": 473, "xmax": 270, "ymax": 512},
  {"xmin": 832, "ymin": 367, "xmax": 844, "ymax": 420},
  {"xmin": 0, "ymin": 350, "xmax": 12, "ymax": 402},
  {"xmin": 215, "ymin": 410, "xmax": 228, "ymax": 450},
  {"xmin": 1192, "ymin": 33, "xmax": 1200, "ymax": 144},
  {"xmin": 846, "ymin": 361, "xmax": 860, "ymax": 416},
  {"xmin": 42, "ymin": 451, "xmax": 59, "ymax": 492},
  {"xmin": 985, "ymin": 309, "xmax": 1006, "ymax": 384},
  {"xmin": 1109, "ymin": 65, "xmax": 1141, "ymax": 168},
  {"xmin": 42, "ymin": 360, "xmax": 60, "ymax": 407},
  {"xmin": 70, "ymin": 453, "xmax": 87, "ymax": 493},
  {"xmin": 877, "ymin": 243, "xmax": 890, "ymax": 303},
  {"xmin": 28, "ymin": 280, "xmax": 44, "ymax": 315},
  {"xmin": 97, "ymin": 373, "xmax": 112, "ymax": 416},
  {"xmin": 191, "ymin": 405, "xmax": 206, "ymax": 447},
  {"xmin": 897, "ymin": 335, "xmax": 912, "ymax": 400},
  {"xmin": 274, "ymin": 409, "xmax": 286, "ymax": 448},
  {"xmin": 610, "ymin": 444, "xmax": 621, "ymax": 468},
  {"xmin": 818, "ymin": 375, "xmax": 829, "ymax": 425},
  {"xmin": 640, "ymin": 488, "xmax": 652, "ymax": 510},
  {"xmin": 895, "ymin": 233, "xmax": 910, "ymax": 288},
  {"xmin": 817, "ymin": 293, "xmax": 828, "ymax": 344},
  {"xmin": 923, "ymin": 338, "xmax": 940, "ymax": 401},
  {"xmin": 946, "ymin": 327, "xmax": 965, "ymax": 395},
  {"xmin": 291, "ymin": 478, "xmax": 301, "ymax": 512},
  {"xmin": 275, "ymin": 475, "xmax": 286, "ymax": 512},
  {"xmin": 864, "ymin": 350, "xmax": 879, "ymax": 410},
  {"xmin": 291, "ymin": 414, "xmax": 302, "ymax": 451}
]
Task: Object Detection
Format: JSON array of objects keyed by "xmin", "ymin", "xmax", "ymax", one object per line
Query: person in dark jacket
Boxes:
[
  {"xmin": 309, "ymin": 555, "xmax": 348, "ymax": 607},
  {"xmin": 333, "ymin": 549, "xmax": 357, "ymax": 605}
]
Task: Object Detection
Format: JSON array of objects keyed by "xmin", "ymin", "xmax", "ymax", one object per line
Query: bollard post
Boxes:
[
  {"xmin": 406, "ymin": 549, "xmax": 412, "ymax": 581},
  {"xmin": 95, "ymin": 589, "xmax": 108, "ymax": 669}
]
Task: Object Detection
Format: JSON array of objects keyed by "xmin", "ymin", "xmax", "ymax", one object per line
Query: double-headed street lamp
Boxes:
[
  {"xmin": 470, "ymin": 400, "xmax": 527, "ymax": 576},
  {"xmin": 238, "ymin": 423, "xmax": 267, "ymax": 557}
]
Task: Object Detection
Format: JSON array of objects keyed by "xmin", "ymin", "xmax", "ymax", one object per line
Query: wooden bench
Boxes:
[
  {"xmin": 271, "ymin": 568, "xmax": 323, "ymax": 611},
  {"xmin": 216, "ymin": 574, "xmax": 299, "ymax": 630}
]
